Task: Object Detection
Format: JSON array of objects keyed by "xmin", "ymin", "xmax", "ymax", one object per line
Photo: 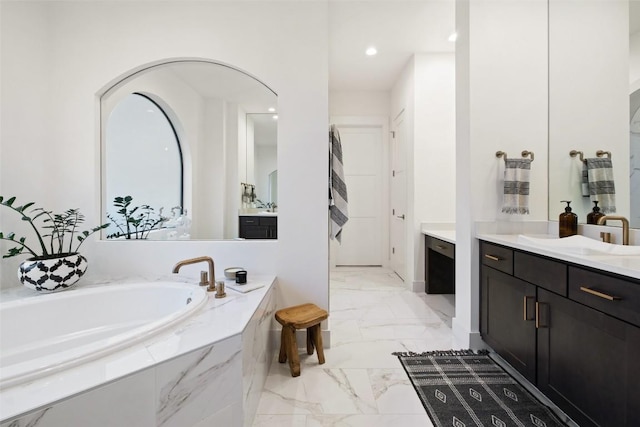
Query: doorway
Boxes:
[{"xmin": 331, "ymin": 118, "xmax": 388, "ymax": 266}]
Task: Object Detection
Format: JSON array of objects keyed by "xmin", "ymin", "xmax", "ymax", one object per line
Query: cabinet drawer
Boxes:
[
  {"xmin": 514, "ymin": 252, "xmax": 567, "ymax": 296},
  {"xmin": 240, "ymin": 216, "xmax": 277, "ymax": 226},
  {"xmin": 481, "ymin": 242, "xmax": 513, "ymax": 275},
  {"xmin": 426, "ymin": 236, "xmax": 454, "ymax": 259},
  {"xmin": 569, "ymin": 267, "xmax": 640, "ymax": 328}
]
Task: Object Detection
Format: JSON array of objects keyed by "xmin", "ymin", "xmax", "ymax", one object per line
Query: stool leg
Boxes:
[
  {"xmin": 306, "ymin": 327, "xmax": 315, "ymax": 355},
  {"xmin": 312, "ymin": 324, "xmax": 325, "ymax": 365},
  {"xmin": 285, "ymin": 326, "xmax": 300, "ymax": 377},
  {"xmin": 278, "ymin": 327, "xmax": 287, "ymax": 363}
]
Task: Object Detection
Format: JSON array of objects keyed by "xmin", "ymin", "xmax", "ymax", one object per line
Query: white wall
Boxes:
[
  {"xmin": 329, "ymin": 91, "xmax": 390, "ymax": 117},
  {"xmin": 455, "ymin": 0, "xmax": 549, "ymax": 347},
  {"xmin": 389, "ymin": 54, "xmax": 456, "ymax": 289},
  {"xmin": 0, "ymin": 1, "xmax": 329, "ymax": 315}
]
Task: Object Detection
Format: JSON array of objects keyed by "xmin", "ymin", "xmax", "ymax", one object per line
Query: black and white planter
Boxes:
[{"xmin": 18, "ymin": 253, "xmax": 88, "ymax": 293}]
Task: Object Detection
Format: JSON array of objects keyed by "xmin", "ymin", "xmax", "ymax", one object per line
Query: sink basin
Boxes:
[{"xmin": 516, "ymin": 235, "xmax": 640, "ymax": 256}]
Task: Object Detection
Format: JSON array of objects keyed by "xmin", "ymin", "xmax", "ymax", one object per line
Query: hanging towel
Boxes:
[
  {"xmin": 581, "ymin": 163, "xmax": 590, "ymax": 197},
  {"xmin": 501, "ymin": 158, "xmax": 532, "ymax": 215},
  {"xmin": 586, "ymin": 157, "xmax": 616, "ymax": 213},
  {"xmin": 329, "ymin": 125, "xmax": 349, "ymax": 242}
]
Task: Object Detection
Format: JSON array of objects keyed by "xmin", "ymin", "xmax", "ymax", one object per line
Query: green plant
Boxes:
[
  {"xmin": 106, "ymin": 196, "xmax": 167, "ymax": 240},
  {"xmin": 0, "ymin": 196, "xmax": 109, "ymax": 259}
]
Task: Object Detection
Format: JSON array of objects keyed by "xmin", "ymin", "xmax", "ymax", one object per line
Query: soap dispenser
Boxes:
[
  {"xmin": 559, "ymin": 201, "xmax": 578, "ymax": 238},
  {"xmin": 587, "ymin": 200, "xmax": 605, "ymax": 225}
]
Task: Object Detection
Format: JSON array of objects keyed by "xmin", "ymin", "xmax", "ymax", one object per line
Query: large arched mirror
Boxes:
[{"xmin": 101, "ymin": 60, "xmax": 277, "ymax": 240}]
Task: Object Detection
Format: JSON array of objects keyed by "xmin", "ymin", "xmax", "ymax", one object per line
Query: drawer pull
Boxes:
[
  {"xmin": 436, "ymin": 245, "xmax": 447, "ymax": 250},
  {"xmin": 484, "ymin": 254, "xmax": 501, "ymax": 261},
  {"xmin": 579, "ymin": 286, "xmax": 621, "ymax": 301},
  {"xmin": 523, "ymin": 296, "xmax": 535, "ymax": 321}
]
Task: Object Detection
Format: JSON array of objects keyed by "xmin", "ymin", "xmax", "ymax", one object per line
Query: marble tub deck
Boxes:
[{"xmin": 253, "ymin": 267, "xmax": 456, "ymax": 427}]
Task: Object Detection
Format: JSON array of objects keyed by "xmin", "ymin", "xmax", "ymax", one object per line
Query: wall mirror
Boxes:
[
  {"xmin": 548, "ymin": 1, "xmax": 638, "ymax": 227},
  {"xmin": 101, "ymin": 60, "xmax": 277, "ymax": 240}
]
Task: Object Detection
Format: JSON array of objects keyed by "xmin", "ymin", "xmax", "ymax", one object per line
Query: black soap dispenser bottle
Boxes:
[
  {"xmin": 587, "ymin": 200, "xmax": 605, "ymax": 225},
  {"xmin": 559, "ymin": 201, "xmax": 578, "ymax": 238}
]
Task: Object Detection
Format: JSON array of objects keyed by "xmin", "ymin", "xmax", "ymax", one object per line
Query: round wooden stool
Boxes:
[{"xmin": 275, "ymin": 303, "xmax": 328, "ymax": 377}]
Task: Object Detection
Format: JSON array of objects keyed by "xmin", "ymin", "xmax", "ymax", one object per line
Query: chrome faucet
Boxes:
[
  {"xmin": 172, "ymin": 256, "xmax": 216, "ymax": 292},
  {"xmin": 596, "ymin": 215, "xmax": 630, "ymax": 245}
]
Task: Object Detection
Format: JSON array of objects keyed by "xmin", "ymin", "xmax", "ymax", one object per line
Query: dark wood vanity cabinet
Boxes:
[
  {"xmin": 480, "ymin": 241, "xmax": 640, "ymax": 427},
  {"xmin": 425, "ymin": 236, "xmax": 455, "ymax": 294},
  {"xmin": 239, "ymin": 216, "xmax": 277, "ymax": 239}
]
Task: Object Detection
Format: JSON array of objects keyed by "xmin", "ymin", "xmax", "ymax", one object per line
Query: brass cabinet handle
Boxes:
[
  {"xmin": 484, "ymin": 254, "xmax": 501, "ymax": 261},
  {"xmin": 579, "ymin": 286, "xmax": 621, "ymax": 301},
  {"xmin": 523, "ymin": 296, "xmax": 535, "ymax": 321},
  {"xmin": 535, "ymin": 302, "xmax": 549, "ymax": 329}
]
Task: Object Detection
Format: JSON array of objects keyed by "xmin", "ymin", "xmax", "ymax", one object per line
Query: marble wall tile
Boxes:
[
  {"xmin": 155, "ymin": 336, "xmax": 243, "ymax": 427},
  {"xmin": 0, "ymin": 368, "xmax": 156, "ymax": 427}
]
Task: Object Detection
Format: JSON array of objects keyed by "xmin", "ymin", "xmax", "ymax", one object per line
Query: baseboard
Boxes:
[
  {"xmin": 451, "ymin": 318, "xmax": 484, "ymax": 350},
  {"xmin": 411, "ymin": 280, "xmax": 425, "ymax": 293}
]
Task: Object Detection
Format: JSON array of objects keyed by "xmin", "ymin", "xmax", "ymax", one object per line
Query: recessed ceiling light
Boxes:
[
  {"xmin": 272, "ymin": 115, "xmax": 278, "ymax": 120},
  {"xmin": 268, "ymin": 107, "xmax": 276, "ymax": 112},
  {"xmin": 448, "ymin": 32, "xmax": 458, "ymax": 42},
  {"xmin": 365, "ymin": 46, "xmax": 377, "ymax": 56}
]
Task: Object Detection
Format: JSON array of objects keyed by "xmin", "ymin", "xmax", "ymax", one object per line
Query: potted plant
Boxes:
[{"xmin": 0, "ymin": 196, "xmax": 109, "ymax": 292}]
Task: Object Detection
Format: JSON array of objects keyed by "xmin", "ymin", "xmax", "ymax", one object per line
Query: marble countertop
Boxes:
[
  {"xmin": 238, "ymin": 211, "xmax": 277, "ymax": 217},
  {"xmin": 421, "ymin": 228, "xmax": 456, "ymax": 244},
  {"xmin": 477, "ymin": 233, "xmax": 640, "ymax": 280},
  {"xmin": 0, "ymin": 276, "xmax": 276, "ymax": 421}
]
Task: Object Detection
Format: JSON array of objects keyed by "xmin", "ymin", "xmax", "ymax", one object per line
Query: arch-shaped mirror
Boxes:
[{"xmin": 101, "ymin": 60, "xmax": 277, "ymax": 240}]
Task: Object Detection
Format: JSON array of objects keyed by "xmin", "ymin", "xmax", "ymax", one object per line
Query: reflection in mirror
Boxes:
[
  {"xmin": 630, "ymin": 2, "xmax": 640, "ymax": 227},
  {"xmin": 246, "ymin": 113, "xmax": 278, "ymax": 210},
  {"xmin": 101, "ymin": 60, "xmax": 277, "ymax": 240},
  {"xmin": 548, "ymin": 1, "xmax": 632, "ymax": 226}
]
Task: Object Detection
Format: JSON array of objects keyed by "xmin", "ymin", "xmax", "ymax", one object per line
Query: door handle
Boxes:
[
  {"xmin": 535, "ymin": 302, "xmax": 549, "ymax": 329},
  {"xmin": 396, "ymin": 214, "xmax": 405, "ymax": 220},
  {"xmin": 523, "ymin": 296, "xmax": 535, "ymax": 321}
]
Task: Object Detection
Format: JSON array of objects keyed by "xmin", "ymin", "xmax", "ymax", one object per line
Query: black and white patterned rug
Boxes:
[{"xmin": 394, "ymin": 350, "xmax": 567, "ymax": 427}]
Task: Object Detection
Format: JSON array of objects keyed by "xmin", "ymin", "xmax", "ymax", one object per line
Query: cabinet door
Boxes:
[
  {"xmin": 537, "ymin": 288, "xmax": 640, "ymax": 427},
  {"xmin": 481, "ymin": 266, "xmax": 537, "ymax": 383}
]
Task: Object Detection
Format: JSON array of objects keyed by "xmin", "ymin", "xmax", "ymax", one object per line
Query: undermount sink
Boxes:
[{"xmin": 516, "ymin": 235, "xmax": 640, "ymax": 256}]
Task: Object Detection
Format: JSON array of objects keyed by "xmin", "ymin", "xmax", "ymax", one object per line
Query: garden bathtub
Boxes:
[{"xmin": 0, "ymin": 282, "xmax": 207, "ymax": 388}]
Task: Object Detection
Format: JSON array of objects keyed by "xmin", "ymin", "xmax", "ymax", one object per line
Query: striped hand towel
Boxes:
[
  {"xmin": 586, "ymin": 157, "xmax": 616, "ymax": 213},
  {"xmin": 329, "ymin": 125, "xmax": 349, "ymax": 242},
  {"xmin": 501, "ymin": 158, "xmax": 532, "ymax": 215},
  {"xmin": 581, "ymin": 163, "xmax": 590, "ymax": 197}
]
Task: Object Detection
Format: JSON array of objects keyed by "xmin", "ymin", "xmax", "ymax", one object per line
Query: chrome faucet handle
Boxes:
[{"xmin": 199, "ymin": 271, "xmax": 208, "ymax": 287}]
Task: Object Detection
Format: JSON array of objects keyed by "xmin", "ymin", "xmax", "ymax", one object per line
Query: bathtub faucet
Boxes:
[{"xmin": 172, "ymin": 256, "xmax": 216, "ymax": 292}]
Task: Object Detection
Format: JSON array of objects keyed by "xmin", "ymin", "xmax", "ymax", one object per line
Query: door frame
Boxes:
[{"xmin": 329, "ymin": 115, "xmax": 390, "ymax": 269}]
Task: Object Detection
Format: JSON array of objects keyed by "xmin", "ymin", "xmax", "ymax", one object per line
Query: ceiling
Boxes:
[{"xmin": 328, "ymin": 0, "xmax": 456, "ymax": 91}]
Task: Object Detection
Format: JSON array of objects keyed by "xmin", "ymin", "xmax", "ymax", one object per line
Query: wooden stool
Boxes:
[{"xmin": 275, "ymin": 303, "xmax": 328, "ymax": 377}]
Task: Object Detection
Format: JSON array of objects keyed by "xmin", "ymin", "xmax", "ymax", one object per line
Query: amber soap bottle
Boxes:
[
  {"xmin": 587, "ymin": 200, "xmax": 605, "ymax": 225},
  {"xmin": 559, "ymin": 201, "xmax": 578, "ymax": 238}
]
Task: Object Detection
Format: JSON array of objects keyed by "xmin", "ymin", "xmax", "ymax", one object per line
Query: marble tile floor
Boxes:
[{"xmin": 253, "ymin": 267, "xmax": 456, "ymax": 427}]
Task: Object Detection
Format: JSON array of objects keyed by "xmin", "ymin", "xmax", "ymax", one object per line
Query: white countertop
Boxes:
[
  {"xmin": 421, "ymin": 228, "xmax": 456, "ymax": 244},
  {"xmin": 0, "ymin": 276, "xmax": 276, "ymax": 421},
  {"xmin": 477, "ymin": 233, "xmax": 640, "ymax": 280}
]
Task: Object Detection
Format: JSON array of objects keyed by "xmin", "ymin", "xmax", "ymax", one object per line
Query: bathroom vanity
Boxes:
[
  {"xmin": 479, "ymin": 237, "xmax": 640, "ymax": 427},
  {"xmin": 423, "ymin": 230, "xmax": 456, "ymax": 294},
  {"xmin": 239, "ymin": 214, "xmax": 277, "ymax": 239}
]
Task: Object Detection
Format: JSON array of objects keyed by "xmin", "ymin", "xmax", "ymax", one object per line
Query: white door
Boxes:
[
  {"xmin": 390, "ymin": 114, "xmax": 407, "ymax": 279},
  {"xmin": 335, "ymin": 125, "xmax": 383, "ymax": 266}
]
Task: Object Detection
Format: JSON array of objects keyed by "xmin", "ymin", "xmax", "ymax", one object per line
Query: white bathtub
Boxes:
[{"xmin": 0, "ymin": 282, "xmax": 207, "ymax": 389}]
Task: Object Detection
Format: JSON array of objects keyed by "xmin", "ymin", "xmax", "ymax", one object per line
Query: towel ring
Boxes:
[
  {"xmin": 570, "ymin": 150, "xmax": 585, "ymax": 163},
  {"xmin": 596, "ymin": 150, "xmax": 611, "ymax": 159}
]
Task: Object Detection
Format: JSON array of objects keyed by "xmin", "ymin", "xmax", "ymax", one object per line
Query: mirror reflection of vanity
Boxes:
[
  {"xmin": 548, "ymin": 1, "xmax": 639, "ymax": 228},
  {"xmin": 101, "ymin": 60, "xmax": 277, "ymax": 240}
]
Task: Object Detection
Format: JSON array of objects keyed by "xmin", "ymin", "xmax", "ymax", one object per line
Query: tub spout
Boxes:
[{"xmin": 172, "ymin": 256, "xmax": 216, "ymax": 292}]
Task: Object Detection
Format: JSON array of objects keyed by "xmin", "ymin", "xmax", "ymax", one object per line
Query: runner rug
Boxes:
[{"xmin": 393, "ymin": 350, "xmax": 567, "ymax": 427}]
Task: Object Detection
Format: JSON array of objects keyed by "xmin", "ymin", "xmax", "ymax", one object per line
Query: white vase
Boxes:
[{"xmin": 18, "ymin": 253, "xmax": 88, "ymax": 292}]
